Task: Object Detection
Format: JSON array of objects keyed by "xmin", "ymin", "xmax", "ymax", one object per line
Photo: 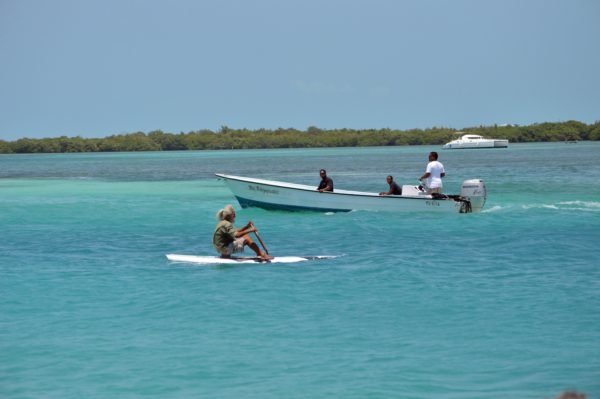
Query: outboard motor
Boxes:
[{"xmin": 460, "ymin": 179, "xmax": 486, "ymax": 212}]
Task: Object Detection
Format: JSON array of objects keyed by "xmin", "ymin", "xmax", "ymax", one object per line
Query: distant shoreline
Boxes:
[{"xmin": 1, "ymin": 120, "xmax": 598, "ymax": 154}]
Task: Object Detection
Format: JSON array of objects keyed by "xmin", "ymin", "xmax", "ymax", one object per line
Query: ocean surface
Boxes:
[{"xmin": 1, "ymin": 142, "xmax": 599, "ymax": 399}]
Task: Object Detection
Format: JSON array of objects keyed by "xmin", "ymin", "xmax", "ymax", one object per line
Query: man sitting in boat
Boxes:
[
  {"xmin": 379, "ymin": 175, "xmax": 402, "ymax": 196},
  {"xmin": 419, "ymin": 151, "xmax": 445, "ymax": 194},
  {"xmin": 213, "ymin": 205, "xmax": 273, "ymax": 261},
  {"xmin": 317, "ymin": 169, "xmax": 333, "ymax": 192}
]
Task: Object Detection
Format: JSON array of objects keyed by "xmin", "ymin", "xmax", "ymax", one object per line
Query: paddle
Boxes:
[{"xmin": 250, "ymin": 222, "xmax": 269, "ymax": 255}]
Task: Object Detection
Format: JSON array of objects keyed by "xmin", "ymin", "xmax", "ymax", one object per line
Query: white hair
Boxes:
[{"xmin": 216, "ymin": 204, "xmax": 235, "ymax": 221}]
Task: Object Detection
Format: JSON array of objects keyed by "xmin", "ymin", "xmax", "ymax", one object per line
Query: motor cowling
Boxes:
[{"xmin": 460, "ymin": 179, "xmax": 486, "ymax": 212}]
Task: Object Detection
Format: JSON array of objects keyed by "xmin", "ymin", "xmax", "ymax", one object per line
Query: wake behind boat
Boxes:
[
  {"xmin": 216, "ymin": 174, "xmax": 486, "ymax": 213},
  {"xmin": 166, "ymin": 254, "xmax": 337, "ymax": 265}
]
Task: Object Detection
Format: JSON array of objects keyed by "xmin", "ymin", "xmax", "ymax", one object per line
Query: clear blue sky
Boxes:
[{"xmin": 1, "ymin": 0, "xmax": 599, "ymax": 140}]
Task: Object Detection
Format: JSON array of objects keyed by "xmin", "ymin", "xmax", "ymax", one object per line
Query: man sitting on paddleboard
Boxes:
[{"xmin": 213, "ymin": 205, "xmax": 273, "ymax": 261}]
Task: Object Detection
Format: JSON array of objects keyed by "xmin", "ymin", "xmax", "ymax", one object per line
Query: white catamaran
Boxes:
[
  {"xmin": 443, "ymin": 133, "xmax": 508, "ymax": 149},
  {"xmin": 216, "ymin": 174, "xmax": 487, "ymax": 213}
]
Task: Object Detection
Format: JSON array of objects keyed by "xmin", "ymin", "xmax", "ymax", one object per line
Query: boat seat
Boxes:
[{"xmin": 401, "ymin": 185, "xmax": 428, "ymax": 196}]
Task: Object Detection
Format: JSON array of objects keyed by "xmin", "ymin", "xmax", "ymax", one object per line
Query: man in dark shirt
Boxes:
[
  {"xmin": 379, "ymin": 175, "xmax": 402, "ymax": 196},
  {"xmin": 317, "ymin": 169, "xmax": 333, "ymax": 192}
]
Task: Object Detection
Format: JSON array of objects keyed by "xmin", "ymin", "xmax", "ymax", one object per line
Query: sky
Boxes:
[{"xmin": 0, "ymin": 0, "xmax": 599, "ymax": 140}]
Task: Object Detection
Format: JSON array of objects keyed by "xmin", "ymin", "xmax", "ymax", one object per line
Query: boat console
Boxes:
[{"xmin": 401, "ymin": 185, "xmax": 429, "ymax": 196}]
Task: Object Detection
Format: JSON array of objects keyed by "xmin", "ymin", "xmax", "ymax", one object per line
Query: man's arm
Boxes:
[
  {"xmin": 319, "ymin": 179, "xmax": 333, "ymax": 192},
  {"xmin": 234, "ymin": 222, "xmax": 256, "ymax": 237},
  {"xmin": 379, "ymin": 185, "xmax": 393, "ymax": 196}
]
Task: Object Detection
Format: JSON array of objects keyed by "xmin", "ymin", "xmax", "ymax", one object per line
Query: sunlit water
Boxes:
[{"xmin": 1, "ymin": 143, "xmax": 599, "ymax": 398}]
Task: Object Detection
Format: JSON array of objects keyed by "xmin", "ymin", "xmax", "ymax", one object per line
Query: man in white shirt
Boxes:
[{"xmin": 419, "ymin": 152, "xmax": 445, "ymax": 194}]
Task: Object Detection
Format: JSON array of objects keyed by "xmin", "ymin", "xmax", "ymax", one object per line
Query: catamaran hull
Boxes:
[
  {"xmin": 216, "ymin": 174, "xmax": 486, "ymax": 213},
  {"xmin": 443, "ymin": 140, "xmax": 508, "ymax": 149}
]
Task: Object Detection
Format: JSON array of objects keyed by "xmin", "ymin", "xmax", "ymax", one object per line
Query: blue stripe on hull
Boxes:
[{"xmin": 235, "ymin": 196, "xmax": 352, "ymax": 213}]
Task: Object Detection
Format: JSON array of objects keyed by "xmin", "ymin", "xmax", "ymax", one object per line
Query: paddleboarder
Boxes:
[{"xmin": 213, "ymin": 205, "xmax": 273, "ymax": 261}]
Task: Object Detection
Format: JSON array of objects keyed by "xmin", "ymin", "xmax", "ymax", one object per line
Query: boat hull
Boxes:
[
  {"xmin": 216, "ymin": 174, "xmax": 484, "ymax": 213},
  {"xmin": 443, "ymin": 133, "xmax": 508, "ymax": 149},
  {"xmin": 443, "ymin": 139, "xmax": 508, "ymax": 149}
]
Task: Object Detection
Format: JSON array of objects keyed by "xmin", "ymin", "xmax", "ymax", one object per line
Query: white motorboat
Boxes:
[
  {"xmin": 443, "ymin": 133, "xmax": 508, "ymax": 149},
  {"xmin": 216, "ymin": 174, "xmax": 486, "ymax": 213}
]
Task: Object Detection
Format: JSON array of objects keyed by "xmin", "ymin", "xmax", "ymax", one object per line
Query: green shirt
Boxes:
[{"xmin": 213, "ymin": 220, "xmax": 237, "ymax": 251}]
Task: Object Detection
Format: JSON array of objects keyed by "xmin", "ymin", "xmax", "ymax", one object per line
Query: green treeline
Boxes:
[{"xmin": 1, "ymin": 120, "xmax": 598, "ymax": 154}]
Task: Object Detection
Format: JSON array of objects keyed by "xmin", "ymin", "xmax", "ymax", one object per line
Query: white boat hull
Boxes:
[
  {"xmin": 216, "ymin": 174, "xmax": 486, "ymax": 213},
  {"xmin": 443, "ymin": 140, "xmax": 508, "ymax": 149}
]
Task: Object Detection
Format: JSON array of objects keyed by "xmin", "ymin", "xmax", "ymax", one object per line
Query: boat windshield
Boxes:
[{"xmin": 462, "ymin": 135, "xmax": 484, "ymax": 140}]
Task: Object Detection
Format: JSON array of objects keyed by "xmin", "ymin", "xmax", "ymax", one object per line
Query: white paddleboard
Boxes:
[{"xmin": 166, "ymin": 254, "xmax": 336, "ymax": 265}]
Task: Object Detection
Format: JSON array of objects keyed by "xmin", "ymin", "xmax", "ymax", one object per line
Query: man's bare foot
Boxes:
[{"xmin": 260, "ymin": 253, "xmax": 274, "ymax": 261}]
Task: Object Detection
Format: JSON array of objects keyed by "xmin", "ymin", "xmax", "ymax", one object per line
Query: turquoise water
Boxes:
[{"xmin": 1, "ymin": 143, "xmax": 599, "ymax": 398}]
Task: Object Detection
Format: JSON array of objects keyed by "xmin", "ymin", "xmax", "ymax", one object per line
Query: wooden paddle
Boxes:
[{"xmin": 250, "ymin": 222, "xmax": 269, "ymax": 255}]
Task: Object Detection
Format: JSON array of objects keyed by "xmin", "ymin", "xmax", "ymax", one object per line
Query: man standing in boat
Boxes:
[
  {"xmin": 419, "ymin": 152, "xmax": 445, "ymax": 194},
  {"xmin": 379, "ymin": 175, "xmax": 402, "ymax": 196},
  {"xmin": 213, "ymin": 205, "xmax": 273, "ymax": 261},
  {"xmin": 317, "ymin": 169, "xmax": 333, "ymax": 192}
]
